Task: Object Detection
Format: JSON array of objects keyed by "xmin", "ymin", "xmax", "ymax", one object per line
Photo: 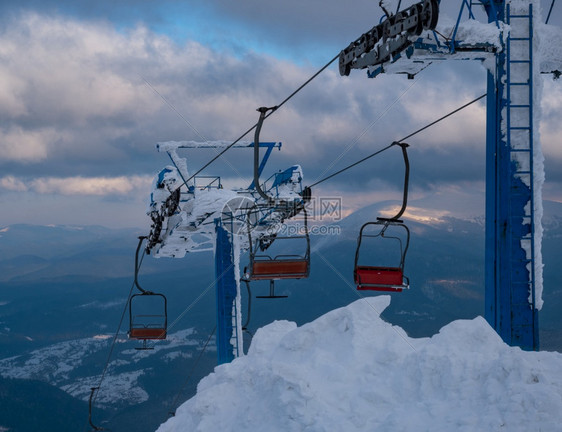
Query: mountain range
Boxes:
[{"xmin": 1, "ymin": 200, "xmax": 561, "ymax": 431}]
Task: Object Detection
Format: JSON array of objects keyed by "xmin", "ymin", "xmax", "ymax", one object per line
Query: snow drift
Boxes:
[{"xmin": 157, "ymin": 296, "xmax": 562, "ymax": 431}]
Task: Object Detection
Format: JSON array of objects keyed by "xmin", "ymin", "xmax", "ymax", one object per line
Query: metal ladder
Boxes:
[{"xmin": 504, "ymin": 2, "xmax": 538, "ymax": 349}]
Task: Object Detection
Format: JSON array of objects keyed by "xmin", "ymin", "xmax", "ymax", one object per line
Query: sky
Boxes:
[{"xmin": 0, "ymin": 0, "xmax": 561, "ymax": 229}]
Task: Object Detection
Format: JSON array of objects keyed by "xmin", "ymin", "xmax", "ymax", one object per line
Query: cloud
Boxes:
[
  {"xmin": 0, "ymin": 175, "xmax": 152, "ymax": 196},
  {"xmin": 0, "ymin": 126, "xmax": 54, "ymax": 162},
  {"xmin": 0, "ymin": 5, "xmax": 560, "ymax": 228},
  {"xmin": 0, "ymin": 175, "xmax": 27, "ymax": 191}
]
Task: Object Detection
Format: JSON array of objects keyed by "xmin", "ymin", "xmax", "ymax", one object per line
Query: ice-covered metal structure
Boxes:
[{"xmin": 145, "ymin": 139, "xmax": 308, "ymax": 363}]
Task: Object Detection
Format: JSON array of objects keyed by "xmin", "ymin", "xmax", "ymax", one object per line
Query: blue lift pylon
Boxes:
[
  {"xmin": 214, "ymin": 219, "xmax": 242, "ymax": 364},
  {"xmin": 356, "ymin": 0, "xmax": 544, "ymax": 350},
  {"xmin": 350, "ymin": 0, "xmax": 546, "ymax": 350},
  {"xmin": 484, "ymin": 1, "xmax": 539, "ymax": 350}
]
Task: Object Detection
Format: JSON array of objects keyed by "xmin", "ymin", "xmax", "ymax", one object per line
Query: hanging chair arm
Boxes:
[
  {"xmin": 399, "ymin": 223, "xmax": 411, "ymax": 269},
  {"xmin": 134, "ymin": 236, "xmax": 150, "ymax": 294},
  {"xmin": 303, "ymin": 207, "xmax": 311, "ymax": 259},
  {"xmin": 254, "ymin": 106, "xmax": 278, "ymax": 203},
  {"xmin": 379, "ymin": 142, "xmax": 410, "ymax": 221},
  {"xmin": 88, "ymin": 387, "xmax": 104, "ymax": 431}
]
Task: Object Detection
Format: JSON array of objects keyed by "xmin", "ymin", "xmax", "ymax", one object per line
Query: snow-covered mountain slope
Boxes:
[
  {"xmin": 157, "ymin": 296, "xmax": 562, "ymax": 432},
  {"xmin": 0, "ymin": 328, "xmax": 204, "ymax": 408}
]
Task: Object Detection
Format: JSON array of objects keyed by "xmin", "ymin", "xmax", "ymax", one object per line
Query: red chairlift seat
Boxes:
[
  {"xmin": 251, "ymin": 257, "xmax": 309, "ymax": 280},
  {"xmin": 129, "ymin": 326, "xmax": 167, "ymax": 340},
  {"xmin": 355, "ymin": 266, "xmax": 407, "ymax": 292}
]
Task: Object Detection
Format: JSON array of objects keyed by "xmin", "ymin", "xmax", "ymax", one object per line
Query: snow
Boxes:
[
  {"xmin": 0, "ymin": 328, "xmax": 202, "ymax": 408},
  {"xmin": 150, "ymin": 147, "xmax": 305, "ymax": 258},
  {"xmin": 443, "ymin": 17, "xmax": 504, "ymax": 50},
  {"xmin": 157, "ymin": 140, "xmax": 254, "ymax": 151},
  {"xmin": 232, "ymin": 234, "xmax": 243, "ymax": 358},
  {"xmin": 507, "ymin": 0, "xmax": 545, "ymax": 309},
  {"xmin": 538, "ymin": 22, "xmax": 562, "ymax": 73},
  {"xmin": 157, "ymin": 296, "xmax": 562, "ymax": 432},
  {"xmin": 62, "ymin": 370, "xmax": 150, "ymax": 406}
]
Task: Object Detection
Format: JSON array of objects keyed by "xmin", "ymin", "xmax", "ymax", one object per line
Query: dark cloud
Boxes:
[{"xmin": 0, "ymin": 1, "xmax": 560, "ymax": 227}]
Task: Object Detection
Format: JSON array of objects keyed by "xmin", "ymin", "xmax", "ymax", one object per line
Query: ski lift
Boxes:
[
  {"xmin": 241, "ymin": 106, "xmax": 311, "ymax": 298},
  {"xmin": 128, "ymin": 237, "xmax": 168, "ymax": 350},
  {"xmin": 354, "ymin": 142, "xmax": 411, "ymax": 292},
  {"xmin": 354, "ymin": 221, "xmax": 410, "ymax": 291},
  {"xmin": 245, "ymin": 207, "xmax": 311, "ymax": 282}
]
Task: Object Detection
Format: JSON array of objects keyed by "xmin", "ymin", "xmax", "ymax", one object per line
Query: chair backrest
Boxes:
[
  {"xmin": 252, "ymin": 260, "xmax": 309, "ymax": 280},
  {"xmin": 129, "ymin": 327, "xmax": 167, "ymax": 340}
]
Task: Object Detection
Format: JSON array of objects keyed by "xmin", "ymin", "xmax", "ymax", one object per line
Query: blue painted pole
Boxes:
[
  {"xmin": 484, "ymin": 0, "xmax": 539, "ymax": 350},
  {"xmin": 214, "ymin": 220, "xmax": 240, "ymax": 364}
]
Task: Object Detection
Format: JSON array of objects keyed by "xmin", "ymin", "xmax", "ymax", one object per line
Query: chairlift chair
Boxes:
[
  {"xmin": 246, "ymin": 207, "xmax": 311, "ymax": 281},
  {"xmin": 129, "ymin": 292, "xmax": 168, "ymax": 342},
  {"xmin": 128, "ymin": 237, "xmax": 168, "ymax": 349},
  {"xmin": 244, "ymin": 210, "xmax": 310, "ymax": 299},
  {"xmin": 353, "ymin": 142, "xmax": 411, "ymax": 292},
  {"xmin": 243, "ymin": 106, "xmax": 312, "ymax": 298},
  {"xmin": 354, "ymin": 220, "xmax": 410, "ymax": 291}
]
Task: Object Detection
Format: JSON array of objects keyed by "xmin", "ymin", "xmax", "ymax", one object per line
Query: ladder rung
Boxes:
[
  {"xmin": 509, "ymin": 126, "xmax": 531, "ymax": 130},
  {"xmin": 511, "ymin": 259, "xmax": 532, "ymax": 264},
  {"xmin": 509, "ymin": 218, "xmax": 533, "ymax": 224},
  {"xmin": 510, "ymin": 60, "xmax": 531, "ymax": 64},
  {"xmin": 510, "ymin": 37, "xmax": 531, "ymax": 41},
  {"xmin": 509, "ymin": 104, "xmax": 530, "ymax": 108},
  {"xmin": 509, "ymin": 148, "xmax": 531, "ymax": 152},
  {"xmin": 509, "ymin": 14, "xmax": 531, "ymax": 18},
  {"xmin": 509, "ymin": 82, "xmax": 530, "ymax": 86}
]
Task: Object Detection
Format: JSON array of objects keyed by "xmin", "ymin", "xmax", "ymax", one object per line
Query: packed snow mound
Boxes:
[{"xmin": 157, "ymin": 297, "xmax": 562, "ymax": 432}]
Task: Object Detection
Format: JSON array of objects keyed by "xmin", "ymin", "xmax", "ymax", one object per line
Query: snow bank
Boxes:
[{"xmin": 157, "ymin": 297, "xmax": 562, "ymax": 432}]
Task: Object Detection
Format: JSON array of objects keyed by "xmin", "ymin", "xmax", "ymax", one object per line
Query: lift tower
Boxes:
[
  {"xmin": 339, "ymin": 0, "xmax": 561, "ymax": 350},
  {"xmin": 483, "ymin": 0, "xmax": 540, "ymax": 350},
  {"xmin": 146, "ymin": 140, "xmax": 307, "ymax": 363}
]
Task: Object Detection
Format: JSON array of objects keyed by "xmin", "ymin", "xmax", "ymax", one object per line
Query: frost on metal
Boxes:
[{"xmin": 146, "ymin": 143, "xmax": 306, "ymax": 258}]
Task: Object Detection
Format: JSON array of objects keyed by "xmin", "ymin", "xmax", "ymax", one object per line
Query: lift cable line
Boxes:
[
  {"xmin": 88, "ymin": 246, "xmax": 147, "ymax": 427},
  {"xmin": 546, "ymin": 0, "xmax": 557, "ymax": 24},
  {"xmin": 143, "ymin": 76, "xmax": 245, "ymax": 181},
  {"xmin": 166, "ymin": 325, "xmax": 217, "ymax": 419},
  {"xmin": 308, "ymin": 93, "xmax": 486, "ymax": 188},
  {"xmin": 88, "ymin": 241, "xmax": 232, "ymax": 427},
  {"xmin": 142, "ymin": 77, "xmax": 207, "ymax": 142},
  {"xmin": 175, "ymin": 53, "xmax": 340, "ymax": 192},
  {"xmin": 312, "ymin": 71, "xmax": 423, "ymax": 187}
]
